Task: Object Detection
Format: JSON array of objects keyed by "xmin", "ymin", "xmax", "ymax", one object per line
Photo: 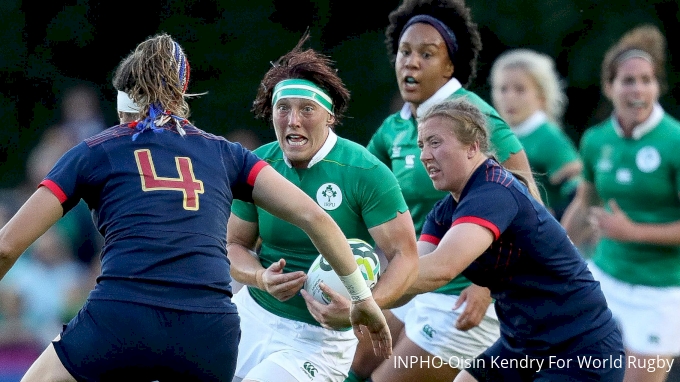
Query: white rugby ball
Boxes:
[{"xmin": 304, "ymin": 238, "xmax": 381, "ymax": 304}]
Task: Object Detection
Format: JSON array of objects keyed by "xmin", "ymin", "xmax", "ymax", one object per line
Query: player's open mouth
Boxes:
[
  {"xmin": 287, "ymin": 135, "xmax": 308, "ymax": 146},
  {"xmin": 628, "ymin": 99, "xmax": 646, "ymax": 108},
  {"xmin": 403, "ymin": 76, "xmax": 419, "ymax": 89}
]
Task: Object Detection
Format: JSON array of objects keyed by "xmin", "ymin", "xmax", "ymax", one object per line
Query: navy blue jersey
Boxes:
[
  {"xmin": 41, "ymin": 123, "xmax": 267, "ymax": 313},
  {"xmin": 421, "ymin": 159, "xmax": 616, "ymax": 355}
]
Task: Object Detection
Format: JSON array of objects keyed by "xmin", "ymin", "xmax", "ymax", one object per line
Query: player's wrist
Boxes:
[
  {"xmin": 255, "ymin": 269, "xmax": 265, "ymax": 290},
  {"xmin": 339, "ymin": 267, "xmax": 372, "ymax": 303}
]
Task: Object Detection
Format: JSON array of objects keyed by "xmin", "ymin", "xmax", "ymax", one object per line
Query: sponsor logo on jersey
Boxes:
[
  {"xmin": 302, "ymin": 361, "xmax": 317, "ymax": 379},
  {"xmin": 616, "ymin": 168, "xmax": 632, "ymax": 184},
  {"xmin": 635, "ymin": 146, "xmax": 661, "ymax": 173},
  {"xmin": 405, "ymin": 154, "xmax": 416, "ymax": 169},
  {"xmin": 597, "ymin": 145, "xmax": 613, "ymax": 172},
  {"xmin": 316, "ymin": 183, "xmax": 342, "ymax": 211}
]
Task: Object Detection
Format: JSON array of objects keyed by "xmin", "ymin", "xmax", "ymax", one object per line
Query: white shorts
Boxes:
[
  {"xmin": 232, "ymin": 288, "xmax": 358, "ymax": 382},
  {"xmin": 589, "ymin": 263, "xmax": 680, "ymax": 356},
  {"xmin": 404, "ymin": 293, "xmax": 500, "ymax": 368},
  {"xmin": 390, "ymin": 298, "xmax": 416, "ymax": 322}
]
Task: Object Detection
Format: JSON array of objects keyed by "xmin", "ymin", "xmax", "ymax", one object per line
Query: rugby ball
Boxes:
[{"xmin": 304, "ymin": 238, "xmax": 381, "ymax": 304}]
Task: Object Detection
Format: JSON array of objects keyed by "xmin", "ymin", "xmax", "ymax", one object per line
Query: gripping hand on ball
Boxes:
[
  {"xmin": 301, "ymin": 281, "xmax": 351, "ymax": 329},
  {"xmin": 257, "ymin": 258, "xmax": 307, "ymax": 302},
  {"xmin": 350, "ymin": 297, "xmax": 392, "ymax": 359}
]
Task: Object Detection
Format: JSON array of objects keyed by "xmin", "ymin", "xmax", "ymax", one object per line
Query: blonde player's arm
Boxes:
[{"xmin": 0, "ymin": 187, "xmax": 63, "ymax": 280}]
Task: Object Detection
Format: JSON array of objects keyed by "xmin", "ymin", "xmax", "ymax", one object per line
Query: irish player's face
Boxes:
[
  {"xmin": 272, "ymin": 97, "xmax": 333, "ymax": 168},
  {"xmin": 418, "ymin": 116, "xmax": 471, "ymax": 194},
  {"xmin": 605, "ymin": 57, "xmax": 659, "ymax": 131},
  {"xmin": 395, "ymin": 23, "xmax": 454, "ymax": 110},
  {"xmin": 492, "ymin": 67, "xmax": 545, "ymax": 127}
]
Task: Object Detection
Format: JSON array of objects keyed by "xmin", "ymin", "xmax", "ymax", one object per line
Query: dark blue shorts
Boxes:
[
  {"xmin": 466, "ymin": 326, "xmax": 625, "ymax": 381},
  {"xmin": 53, "ymin": 299, "xmax": 240, "ymax": 382}
]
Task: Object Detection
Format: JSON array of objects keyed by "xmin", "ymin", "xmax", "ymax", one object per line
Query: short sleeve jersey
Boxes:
[
  {"xmin": 41, "ymin": 124, "xmax": 267, "ymax": 313},
  {"xmin": 580, "ymin": 112, "xmax": 680, "ymax": 286},
  {"xmin": 515, "ymin": 115, "xmax": 580, "ymax": 211},
  {"xmin": 421, "ymin": 159, "xmax": 616, "ymax": 355},
  {"xmin": 231, "ymin": 135, "xmax": 408, "ymax": 326},
  {"xmin": 367, "ymin": 87, "xmax": 524, "ymax": 295}
]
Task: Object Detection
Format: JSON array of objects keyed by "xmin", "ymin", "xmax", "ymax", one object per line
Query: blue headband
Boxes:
[{"xmin": 400, "ymin": 15, "xmax": 459, "ymax": 62}]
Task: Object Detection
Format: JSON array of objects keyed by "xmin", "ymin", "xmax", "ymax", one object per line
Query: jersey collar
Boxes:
[
  {"xmin": 511, "ymin": 110, "xmax": 548, "ymax": 138},
  {"xmin": 399, "ymin": 77, "xmax": 463, "ymax": 120},
  {"xmin": 282, "ymin": 128, "xmax": 338, "ymax": 168},
  {"xmin": 611, "ymin": 103, "xmax": 663, "ymax": 140}
]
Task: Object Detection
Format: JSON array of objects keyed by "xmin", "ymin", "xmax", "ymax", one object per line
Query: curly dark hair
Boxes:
[
  {"xmin": 385, "ymin": 0, "xmax": 482, "ymax": 87},
  {"xmin": 601, "ymin": 24, "xmax": 667, "ymax": 95},
  {"xmin": 252, "ymin": 32, "xmax": 350, "ymax": 126}
]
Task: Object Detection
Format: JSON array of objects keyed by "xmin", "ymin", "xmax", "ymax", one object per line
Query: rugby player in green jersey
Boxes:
[
  {"xmin": 562, "ymin": 24, "xmax": 680, "ymax": 382},
  {"xmin": 490, "ymin": 49, "xmax": 582, "ymax": 221},
  {"xmin": 226, "ymin": 33, "xmax": 419, "ymax": 382},
  {"xmin": 351, "ymin": 1, "xmax": 539, "ymax": 381}
]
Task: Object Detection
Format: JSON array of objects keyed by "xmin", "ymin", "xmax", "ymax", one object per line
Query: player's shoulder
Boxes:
[
  {"xmin": 251, "ymin": 141, "xmax": 281, "ymax": 159},
  {"xmin": 331, "ymin": 137, "xmax": 389, "ymax": 170},
  {"xmin": 84, "ymin": 124, "xmax": 136, "ymax": 147}
]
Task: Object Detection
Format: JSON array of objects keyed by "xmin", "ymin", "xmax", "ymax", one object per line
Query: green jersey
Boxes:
[
  {"xmin": 232, "ymin": 131, "xmax": 408, "ymax": 326},
  {"xmin": 367, "ymin": 80, "xmax": 524, "ymax": 295},
  {"xmin": 581, "ymin": 106, "xmax": 680, "ymax": 286},
  {"xmin": 513, "ymin": 111, "xmax": 580, "ymax": 212}
]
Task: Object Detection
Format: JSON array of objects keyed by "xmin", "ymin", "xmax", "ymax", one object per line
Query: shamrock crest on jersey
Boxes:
[{"xmin": 316, "ymin": 183, "xmax": 342, "ymax": 210}]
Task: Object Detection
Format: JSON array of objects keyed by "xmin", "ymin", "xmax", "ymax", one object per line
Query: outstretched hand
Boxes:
[
  {"xmin": 301, "ymin": 282, "xmax": 351, "ymax": 330},
  {"xmin": 350, "ymin": 297, "xmax": 392, "ymax": 359},
  {"xmin": 453, "ymin": 284, "xmax": 492, "ymax": 331},
  {"xmin": 259, "ymin": 258, "xmax": 307, "ymax": 302}
]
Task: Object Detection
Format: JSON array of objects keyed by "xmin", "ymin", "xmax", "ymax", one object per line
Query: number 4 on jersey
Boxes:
[{"xmin": 134, "ymin": 149, "xmax": 204, "ymax": 210}]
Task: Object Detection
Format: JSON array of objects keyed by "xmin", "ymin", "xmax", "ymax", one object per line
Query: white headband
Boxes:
[
  {"xmin": 117, "ymin": 90, "xmax": 141, "ymax": 113},
  {"xmin": 616, "ymin": 49, "xmax": 653, "ymax": 64}
]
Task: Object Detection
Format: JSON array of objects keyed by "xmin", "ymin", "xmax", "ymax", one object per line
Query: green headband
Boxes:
[{"xmin": 272, "ymin": 79, "xmax": 334, "ymax": 115}]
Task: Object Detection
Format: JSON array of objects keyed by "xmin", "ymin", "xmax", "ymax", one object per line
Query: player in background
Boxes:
[
  {"xmin": 490, "ymin": 48, "xmax": 582, "ymax": 220},
  {"xmin": 352, "ymin": 0, "xmax": 537, "ymax": 380},
  {"xmin": 0, "ymin": 33, "xmax": 390, "ymax": 382},
  {"xmin": 407, "ymin": 98, "xmax": 624, "ymax": 381},
  {"xmin": 561, "ymin": 24, "xmax": 680, "ymax": 382},
  {"xmin": 226, "ymin": 33, "xmax": 418, "ymax": 382}
]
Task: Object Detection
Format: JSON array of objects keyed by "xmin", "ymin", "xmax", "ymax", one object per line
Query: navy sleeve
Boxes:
[
  {"xmin": 452, "ymin": 183, "xmax": 519, "ymax": 240},
  {"xmin": 225, "ymin": 141, "xmax": 267, "ymax": 203},
  {"xmin": 420, "ymin": 194, "xmax": 455, "ymax": 245},
  {"xmin": 41, "ymin": 142, "xmax": 94, "ymax": 214}
]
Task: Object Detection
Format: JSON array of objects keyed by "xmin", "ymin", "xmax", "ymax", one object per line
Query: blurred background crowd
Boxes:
[{"xmin": 1, "ymin": 0, "xmax": 679, "ymax": 381}]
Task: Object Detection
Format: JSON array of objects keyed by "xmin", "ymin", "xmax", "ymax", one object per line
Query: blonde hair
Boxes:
[
  {"xmin": 601, "ymin": 24, "xmax": 667, "ymax": 95},
  {"xmin": 117, "ymin": 33, "xmax": 192, "ymax": 120},
  {"xmin": 419, "ymin": 98, "xmax": 542, "ymax": 200},
  {"xmin": 490, "ymin": 49, "xmax": 567, "ymax": 124}
]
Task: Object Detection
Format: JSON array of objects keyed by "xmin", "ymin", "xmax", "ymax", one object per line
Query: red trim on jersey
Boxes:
[
  {"xmin": 39, "ymin": 180, "xmax": 68, "ymax": 203},
  {"xmin": 452, "ymin": 216, "xmax": 500, "ymax": 240},
  {"xmin": 419, "ymin": 234, "xmax": 441, "ymax": 245},
  {"xmin": 247, "ymin": 160, "xmax": 269, "ymax": 186}
]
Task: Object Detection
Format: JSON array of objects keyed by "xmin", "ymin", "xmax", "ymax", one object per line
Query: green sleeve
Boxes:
[
  {"xmin": 487, "ymin": 114, "xmax": 524, "ymax": 163},
  {"xmin": 356, "ymin": 162, "xmax": 409, "ymax": 228},
  {"xmin": 231, "ymin": 199, "xmax": 258, "ymax": 223},
  {"xmin": 543, "ymin": 127, "xmax": 581, "ymax": 177},
  {"xmin": 366, "ymin": 125, "xmax": 391, "ymax": 165}
]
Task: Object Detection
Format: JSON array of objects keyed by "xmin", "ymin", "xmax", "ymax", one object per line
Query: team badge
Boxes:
[
  {"xmin": 316, "ymin": 183, "xmax": 342, "ymax": 210},
  {"xmin": 635, "ymin": 146, "xmax": 661, "ymax": 173}
]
